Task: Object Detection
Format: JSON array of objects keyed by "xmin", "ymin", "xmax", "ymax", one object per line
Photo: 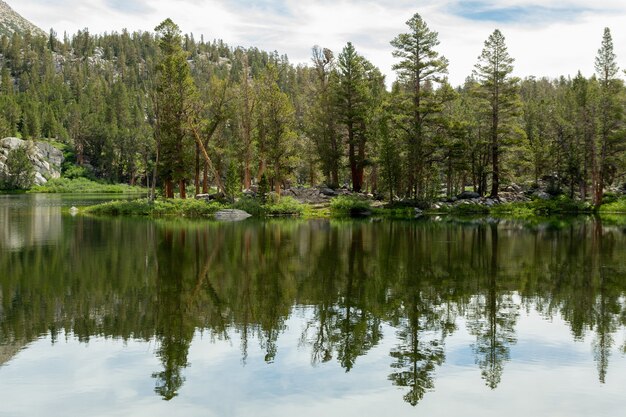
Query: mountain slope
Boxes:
[{"xmin": 0, "ymin": 0, "xmax": 45, "ymax": 37}]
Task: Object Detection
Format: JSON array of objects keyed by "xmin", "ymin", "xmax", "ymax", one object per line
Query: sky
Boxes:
[{"xmin": 9, "ymin": 0, "xmax": 626, "ymax": 86}]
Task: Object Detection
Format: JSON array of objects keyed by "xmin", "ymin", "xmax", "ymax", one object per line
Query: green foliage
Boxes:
[
  {"xmin": 257, "ymin": 173, "xmax": 269, "ymax": 204},
  {"xmin": 0, "ymin": 16, "xmax": 625, "ymax": 204},
  {"xmin": 264, "ymin": 196, "xmax": 305, "ymax": 217},
  {"xmin": 0, "ymin": 145, "xmax": 35, "ymax": 190},
  {"xmin": 233, "ymin": 197, "xmax": 264, "ymax": 216},
  {"xmin": 492, "ymin": 196, "xmax": 593, "ymax": 217},
  {"xmin": 30, "ymin": 177, "xmax": 146, "ymax": 194},
  {"xmin": 329, "ymin": 195, "xmax": 372, "ymax": 216},
  {"xmin": 224, "ymin": 160, "xmax": 240, "ymax": 203},
  {"xmin": 62, "ymin": 164, "xmax": 95, "ymax": 180},
  {"xmin": 599, "ymin": 197, "xmax": 626, "ymax": 213}
]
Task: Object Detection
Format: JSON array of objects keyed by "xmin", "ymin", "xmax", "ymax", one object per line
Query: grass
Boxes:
[
  {"xmin": 492, "ymin": 195, "xmax": 593, "ymax": 217},
  {"xmin": 84, "ymin": 198, "xmax": 226, "ymax": 217},
  {"xmin": 79, "ymin": 192, "xmax": 626, "ymax": 221},
  {"xmin": 599, "ymin": 197, "xmax": 626, "ymax": 214},
  {"xmin": 84, "ymin": 195, "xmax": 306, "ymax": 219},
  {"xmin": 30, "ymin": 178, "xmax": 146, "ymax": 194}
]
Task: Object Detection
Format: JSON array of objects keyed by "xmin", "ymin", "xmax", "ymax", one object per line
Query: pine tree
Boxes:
[
  {"xmin": 0, "ymin": 144, "xmax": 35, "ymax": 190},
  {"xmin": 154, "ymin": 18, "xmax": 197, "ymax": 199},
  {"xmin": 255, "ymin": 64, "xmax": 297, "ymax": 195},
  {"xmin": 337, "ymin": 42, "xmax": 369, "ymax": 192},
  {"xmin": 390, "ymin": 12, "xmax": 449, "ymax": 199},
  {"xmin": 473, "ymin": 29, "xmax": 521, "ymax": 197},
  {"xmin": 593, "ymin": 27, "xmax": 623, "ymax": 207}
]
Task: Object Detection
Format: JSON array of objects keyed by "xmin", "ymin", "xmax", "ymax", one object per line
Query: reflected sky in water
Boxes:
[{"xmin": 1, "ymin": 195, "xmax": 626, "ymax": 416}]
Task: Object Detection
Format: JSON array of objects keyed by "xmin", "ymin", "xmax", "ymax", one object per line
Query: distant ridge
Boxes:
[{"xmin": 0, "ymin": 0, "xmax": 45, "ymax": 37}]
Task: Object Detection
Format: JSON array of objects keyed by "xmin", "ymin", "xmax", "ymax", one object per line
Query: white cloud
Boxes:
[{"xmin": 9, "ymin": 0, "xmax": 626, "ymax": 86}]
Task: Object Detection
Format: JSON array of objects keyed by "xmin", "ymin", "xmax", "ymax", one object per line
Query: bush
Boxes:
[
  {"xmin": 62, "ymin": 164, "xmax": 95, "ymax": 180},
  {"xmin": 257, "ymin": 173, "xmax": 269, "ymax": 204},
  {"xmin": 599, "ymin": 197, "xmax": 626, "ymax": 213},
  {"xmin": 233, "ymin": 197, "xmax": 264, "ymax": 216},
  {"xmin": 265, "ymin": 196, "xmax": 305, "ymax": 216},
  {"xmin": 330, "ymin": 195, "xmax": 372, "ymax": 217}
]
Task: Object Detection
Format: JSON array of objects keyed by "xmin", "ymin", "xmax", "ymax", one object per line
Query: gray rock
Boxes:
[
  {"xmin": 320, "ymin": 187, "xmax": 337, "ymax": 196},
  {"xmin": 195, "ymin": 192, "xmax": 224, "ymax": 201},
  {"xmin": 533, "ymin": 191, "xmax": 551, "ymax": 200},
  {"xmin": 457, "ymin": 191, "xmax": 481, "ymax": 200},
  {"xmin": 214, "ymin": 209, "xmax": 252, "ymax": 221},
  {"xmin": 414, "ymin": 207, "xmax": 423, "ymax": 217},
  {"xmin": 0, "ymin": 137, "xmax": 63, "ymax": 186}
]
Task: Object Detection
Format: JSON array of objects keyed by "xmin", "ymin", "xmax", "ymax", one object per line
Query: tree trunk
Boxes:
[
  {"xmin": 164, "ymin": 179, "xmax": 174, "ymax": 199},
  {"xmin": 179, "ymin": 180, "xmax": 187, "ymax": 199},
  {"xmin": 194, "ymin": 142, "xmax": 200, "ymax": 196},
  {"xmin": 202, "ymin": 162, "xmax": 209, "ymax": 194}
]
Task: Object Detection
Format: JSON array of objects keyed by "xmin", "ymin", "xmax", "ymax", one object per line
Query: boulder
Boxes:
[
  {"xmin": 0, "ymin": 137, "xmax": 63, "ymax": 186},
  {"xmin": 320, "ymin": 187, "xmax": 337, "ymax": 196},
  {"xmin": 532, "ymin": 190, "xmax": 551, "ymax": 200},
  {"xmin": 457, "ymin": 191, "xmax": 480, "ymax": 200},
  {"xmin": 214, "ymin": 209, "xmax": 252, "ymax": 221},
  {"xmin": 195, "ymin": 192, "xmax": 224, "ymax": 201}
]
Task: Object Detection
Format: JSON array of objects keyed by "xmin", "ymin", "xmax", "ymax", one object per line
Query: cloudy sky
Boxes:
[{"xmin": 10, "ymin": 0, "xmax": 626, "ymax": 86}]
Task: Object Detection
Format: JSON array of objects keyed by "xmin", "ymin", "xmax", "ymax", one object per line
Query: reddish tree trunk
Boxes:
[{"xmin": 179, "ymin": 180, "xmax": 187, "ymax": 199}]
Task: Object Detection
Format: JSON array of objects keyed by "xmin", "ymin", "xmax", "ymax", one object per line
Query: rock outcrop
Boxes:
[
  {"xmin": 0, "ymin": 1, "xmax": 46, "ymax": 37},
  {"xmin": 0, "ymin": 137, "xmax": 64, "ymax": 185},
  {"xmin": 281, "ymin": 186, "xmax": 352, "ymax": 204},
  {"xmin": 214, "ymin": 209, "xmax": 252, "ymax": 221}
]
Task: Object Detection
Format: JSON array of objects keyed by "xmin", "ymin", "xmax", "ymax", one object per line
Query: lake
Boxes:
[{"xmin": 1, "ymin": 194, "xmax": 625, "ymax": 416}]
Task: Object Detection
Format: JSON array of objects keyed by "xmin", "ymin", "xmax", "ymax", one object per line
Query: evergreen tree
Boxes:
[
  {"xmin": 594, "ymin": 27, "xmax": 623, "ymax": 206},
  {"xmin": 255, "ymin": 64, "xmax": 297, "ymax": 194},
  {"xmin": 473, "ymin": 29, "xmax": 521, "ymax": 197},
  {"xmin": 154, "ymin": 18, "xmax": 197, "ymax": 198},
  {"xmin": 337, "ymin": 42, "xmax": 369, "ymax": 192},
  {"xmin": 0, "ymin": 144, "xmax": 35, "ymax": 190},
  {"xmin": 390, "ymin": 12, "xmax": 449, "ymax": 199}
]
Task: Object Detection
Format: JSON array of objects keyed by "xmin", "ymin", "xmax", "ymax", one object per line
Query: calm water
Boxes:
[{"xmin": 1, "ymin": 195, "xmax": 626, "ymax": 416}]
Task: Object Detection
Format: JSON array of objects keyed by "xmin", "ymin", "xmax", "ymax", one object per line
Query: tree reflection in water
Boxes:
[{"xmin": 2, "ymin": 216, "xmax": 626, "ymax": 403}]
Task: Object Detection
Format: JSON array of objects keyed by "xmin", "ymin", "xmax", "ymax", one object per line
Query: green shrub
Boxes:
[
  {"xmin": 62, "ymin": 164, "xmax": 95, "ymax": 180},
  {"xmin": 265, "ymin": 196, "xmax": 305, "ymax": 216},
  {"xmin": 257, "ymin": 173, "xmax": 269, "ymax": 204},
  {"xmin": 233, "ymin": 197, "xmax": 264, "ymax": 216},
  {"xmin": 330, "ymin": 195, "xmax": 372, "ymax": 217},
  {"xmin": 599, "ymin": 197, "xmax": 626, "ymax": 213},
  {"xmin": 0, "ymin": 145, "xmax": 35, "ymax": 190}
]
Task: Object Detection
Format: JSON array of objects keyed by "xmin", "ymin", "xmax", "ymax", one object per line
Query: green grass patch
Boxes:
[
  {"xmin": 30, "ymin": 178, "xmax": 146, "ymax": 194},
  {"xmin": 599, "ymin": 197, "xmax": 626, "ymax": 213},
  {"xmin": 329, "ymin": 195, "xmax": 372, "ymax": 217},
  {"xmin": 492, "ymin": 195, "xmax": 593, "ymax": 217},
  {"xmin": 84, "ymin": 198, "xmax": 225, "ymax": 217}
]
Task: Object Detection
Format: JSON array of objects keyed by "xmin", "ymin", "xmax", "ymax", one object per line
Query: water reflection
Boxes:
[{"xmin": 1, "ymin": 207, "xmax": 626, "ymax": 407}]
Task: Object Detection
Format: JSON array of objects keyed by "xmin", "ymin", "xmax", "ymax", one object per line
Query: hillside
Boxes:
[{"xmin": 0, "ymin": 0, "xmax": 45, "ymax": 37}]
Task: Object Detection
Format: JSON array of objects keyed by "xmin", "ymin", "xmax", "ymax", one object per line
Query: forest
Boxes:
[{"xmin": 0, "ymin": 13, "xmax": 625, "ymax": 206}]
